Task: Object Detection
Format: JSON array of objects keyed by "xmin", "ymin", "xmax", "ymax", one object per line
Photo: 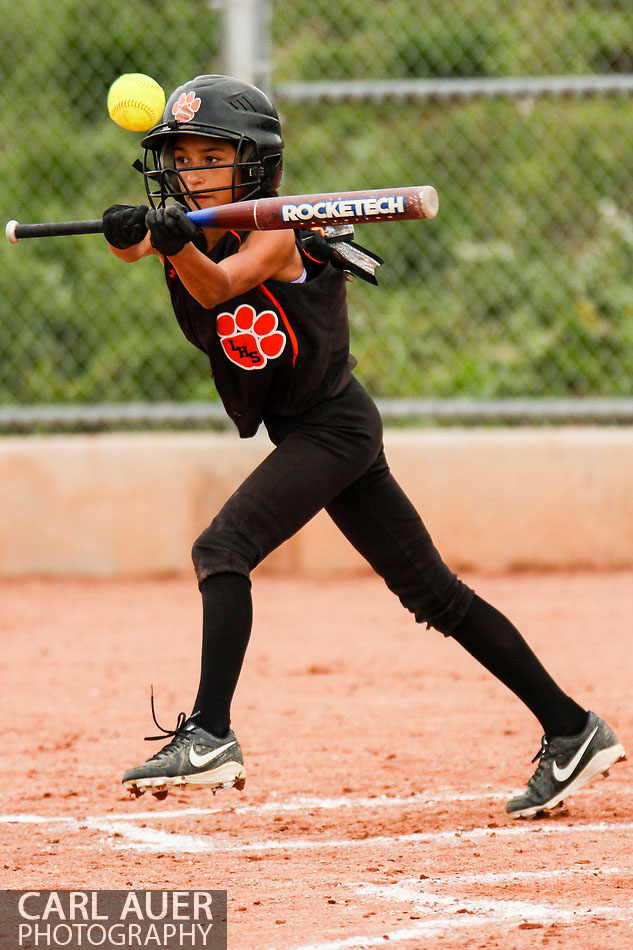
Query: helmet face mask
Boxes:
[
  {"xmin": 141, "ymin": 75, "xmax": 284, "ymax": 209},
  {"xmin": 143, "ymin": 135, "xmax": 268, "ymax": 208}
]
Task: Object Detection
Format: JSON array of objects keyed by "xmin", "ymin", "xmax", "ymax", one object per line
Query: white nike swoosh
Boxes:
[
  {"xmin": 552, "ymin": 725, "xmax": 599, "ymax": 783},
  {"xmin": 189, "ymin": 739, "xmax": 236, "ymax": 769}
]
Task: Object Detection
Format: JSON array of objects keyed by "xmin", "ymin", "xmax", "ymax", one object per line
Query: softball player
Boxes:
[{"xmin": 103, "ymin": 75, "xmax": 625, "ymax": 818}]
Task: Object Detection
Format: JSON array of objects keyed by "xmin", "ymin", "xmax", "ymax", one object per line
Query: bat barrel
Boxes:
[
  {"xmin": 187, "ymin": 185, "xmax": 439, "ymax": 232},
  {"xmin": 268, "ymin": 185, "xmax": 439, "ymax": 228},
  {"xmin": 6, "ymin": 219, "xmax": 104, "ymax": 243}
]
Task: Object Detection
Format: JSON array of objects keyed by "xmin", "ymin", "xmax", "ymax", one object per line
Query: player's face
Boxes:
[{"xmin": 172, "ymin": 134, "xmax": 246, "ymax": 207}]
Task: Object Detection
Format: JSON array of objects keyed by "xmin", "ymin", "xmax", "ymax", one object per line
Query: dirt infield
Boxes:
[{"xmin": 1, "ymin": 570, "xmax": 631, "ymax": 948}]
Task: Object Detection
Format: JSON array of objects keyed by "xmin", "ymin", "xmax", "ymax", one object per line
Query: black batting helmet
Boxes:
[{"xmin": 140, "ymin": 75, "xmax": 284, "ymax": 208}]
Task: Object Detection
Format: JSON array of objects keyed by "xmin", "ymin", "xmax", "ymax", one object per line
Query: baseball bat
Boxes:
[{"xmin": 6, "ymin": 185, "xmax": 438, "ymax": 244}]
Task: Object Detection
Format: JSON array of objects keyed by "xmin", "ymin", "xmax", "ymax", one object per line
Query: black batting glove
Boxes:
[
  {"xmin": 300, "ymin": 226, "xmax": 383, "ymax": 285},
  {"xmin": 102, "ymin": 204, "xmax": 149, "ymax": 249},
  {"xmin": 145, "ymin": 205, "xmax": 204, "ymax": 257}
]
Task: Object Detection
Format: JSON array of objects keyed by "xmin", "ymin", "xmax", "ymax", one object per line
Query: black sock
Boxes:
[
  {"xmin": 451, "ymin": 595, "xmax": 587, "ymax": 737},
  {"xmin": 191, "ymin": 572, "xmax": 253, "ymax": 737}
]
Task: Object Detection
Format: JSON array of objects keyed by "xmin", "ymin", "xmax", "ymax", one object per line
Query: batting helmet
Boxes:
[{"xmin": 140, "ymin": 75, "xmax": 284, "ymax": 208}]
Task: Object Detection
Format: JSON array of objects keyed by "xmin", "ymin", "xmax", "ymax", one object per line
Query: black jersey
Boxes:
[{"xmin": 165, "ymin": 230, "xmax": 356, "ymax": 437}]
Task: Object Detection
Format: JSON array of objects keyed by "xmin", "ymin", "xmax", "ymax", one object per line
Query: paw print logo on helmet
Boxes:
[{"xmin": 172, "ymin": 91, "xmax": 201, "ymax": 122}]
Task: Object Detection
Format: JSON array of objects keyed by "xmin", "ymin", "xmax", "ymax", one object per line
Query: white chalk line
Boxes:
[
  {"xmin": 4, "ymin": 809, "xmax": 633, "ymax": 856},
  {"xmin": 3, "ymin": 789, "xmax": 632, "ymax": 950},
  {"xmin": 288, "ymin": 870, "xmax": 633, "ymax": 950},
  {"xmin": 292, "ymin": 871, "xmax": 633, "ymax": 950},
  {"xmin": 75, "ymin": 817, "xmax": 633, "ymax": 854},
  {"xmin": 2, "ymin": 784, "xmax": 631, "ymax": 857},
  {"xmin": 1, "ymin": 778, "xmax": 627, "ymax": 826}
]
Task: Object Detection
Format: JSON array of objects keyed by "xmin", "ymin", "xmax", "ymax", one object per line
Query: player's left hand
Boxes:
[{"xmin": 146, "ymin": 205, "xmax": 204, "ymax": 257}]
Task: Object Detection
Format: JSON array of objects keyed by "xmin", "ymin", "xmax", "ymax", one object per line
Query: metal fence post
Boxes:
[{"xmin": 220, "ymin": 0, "xmax": 272, "ymax": 93}]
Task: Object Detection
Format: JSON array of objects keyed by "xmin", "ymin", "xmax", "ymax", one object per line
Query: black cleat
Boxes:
[
  {"xmin": 123, "ymin": 710, "xmax": 245, "ymax": 799},
  {"xmin": 506, "ymin": 711, "xmax": 625, "ymax": 818}
]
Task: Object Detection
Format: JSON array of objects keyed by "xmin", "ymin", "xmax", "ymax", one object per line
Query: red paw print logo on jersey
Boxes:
[
  {"xmin": 172, "ymin": 91, "xmax": 201, "ymax": 122},
  {"xmin": 217, "ymin": 304, "xmax": 286, "ymax": 370}
]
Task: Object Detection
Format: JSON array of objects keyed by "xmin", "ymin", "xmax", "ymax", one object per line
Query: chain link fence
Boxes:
[{"xmin": 2, "ymin": 0, "xmax": 633, "ymax": 431}]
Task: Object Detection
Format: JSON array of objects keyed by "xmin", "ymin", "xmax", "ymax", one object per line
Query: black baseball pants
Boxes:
[
  {"xmin": 192, "ymin": 376, "xmax": 474, "ymax": 632},
  {"xmin": 190, "ymin": 377, "xmax": 586, "ymax": 740}
]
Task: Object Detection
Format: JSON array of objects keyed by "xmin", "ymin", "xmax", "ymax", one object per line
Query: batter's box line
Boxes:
[
  {"xmin": 287, "ymin": 876, "xmax": 633, "ymax": 950},
  {"xmin": 3, "ymin": 779, "xmax": 628, "ymax": 827},
  {"xmin": 84, "ymin": 817, "xmax": 633, "ymax": 854}
]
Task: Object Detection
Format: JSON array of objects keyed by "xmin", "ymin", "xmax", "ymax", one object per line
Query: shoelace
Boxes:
[
  {"xmin": 527, "ymin": 736, "xmax": 555, "ymax": 787},
  {"xmin": 144, "ymin": 686, "xmax": 198, "ymax": 743}
]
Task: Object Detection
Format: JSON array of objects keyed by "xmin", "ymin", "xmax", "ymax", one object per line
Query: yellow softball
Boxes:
[{"xmin": 107, "ymin": 73, "xmax": 166, "ymax": 132}]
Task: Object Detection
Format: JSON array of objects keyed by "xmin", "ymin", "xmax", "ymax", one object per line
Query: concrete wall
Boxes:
[{"xmin": 0, "ymin": 427, "xmax": 631, "ymax": 577}]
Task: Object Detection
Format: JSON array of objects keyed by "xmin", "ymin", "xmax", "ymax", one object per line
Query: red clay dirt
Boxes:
[{"xmin": 1, "ymin": 570, "xmax": 631, "ymax": 949}]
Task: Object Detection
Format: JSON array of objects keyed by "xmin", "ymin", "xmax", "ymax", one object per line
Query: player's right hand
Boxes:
[
  {"xmin": 145, "ymin": 205, "xmax": 204, "ymax": 257},
  {"xmin": 102, "ymin": 204, "xmax": 149, "ymax": 249}
]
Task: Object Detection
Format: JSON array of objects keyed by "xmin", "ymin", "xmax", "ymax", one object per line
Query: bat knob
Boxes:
[{"xmin": 6, "ymin": 220, "xmax": 19, "ymax": 244}]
